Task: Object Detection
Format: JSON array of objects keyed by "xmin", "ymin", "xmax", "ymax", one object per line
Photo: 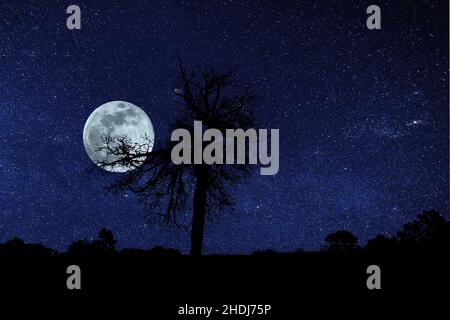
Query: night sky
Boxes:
[{"xmin": 0, "ymin": 0, "xmax": 448, "ymax": 254}]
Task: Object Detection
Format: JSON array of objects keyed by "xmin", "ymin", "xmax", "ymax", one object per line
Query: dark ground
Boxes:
[{"xmin": 1, "ymin": 211, "xmax": 449, "ymax": 317}]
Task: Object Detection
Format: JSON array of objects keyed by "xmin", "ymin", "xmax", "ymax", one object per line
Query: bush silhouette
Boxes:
[
  {"xmin": 148, "ymin": 245, "xmax": 182, "ymax": 256},
  {"xmin": 97, "ymin": 228, "xmax": 117, "ymax": 251},
  {"xmin": 0, "ymin": 237, "xmax": 55, "ymax": 258},
  {"xmin": 67, "ymin": 228, "xmax": 117, "ymax": 257},
  {"xmin": 323, "ymin": 230, "xmax": 359, "ymax": 251}
]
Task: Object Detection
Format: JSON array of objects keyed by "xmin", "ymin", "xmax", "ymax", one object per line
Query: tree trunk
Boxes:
[{"xmin": 190, "ymin": 166, "xmax": 209, "ymax": 256}]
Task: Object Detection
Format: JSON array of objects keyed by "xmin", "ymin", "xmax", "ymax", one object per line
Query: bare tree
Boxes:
[{"xmin": 95, "ymin": 62, "xmax": 255, "ymax": 255}]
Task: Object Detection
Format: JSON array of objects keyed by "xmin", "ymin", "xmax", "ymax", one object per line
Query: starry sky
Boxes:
[{"xmin": 0, "ymin": 0, "xmax": 448, "ymax": 254}]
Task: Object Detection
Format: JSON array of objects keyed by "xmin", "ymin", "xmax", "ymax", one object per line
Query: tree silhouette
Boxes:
[
  {"xmin": 395, "ymin": 210, "xmax": 449, "ymax": 248},
  {"xmin": 97, "ymin": 228, "xmax": 117, "ymax": 251},
  {"xmin": 95, "ymin": 61, "xmax": 255, "ymax": 255},
  {"xmin": 323, "ymin": 230, "xmax": 359, "ymax": 251},
  {"xmin": 67, "ymin": 228, "xmax": 117, "ymax": 256},
  {"xmin": 365, "ymin": 234, "xmax": 396, "ymax": 253}
]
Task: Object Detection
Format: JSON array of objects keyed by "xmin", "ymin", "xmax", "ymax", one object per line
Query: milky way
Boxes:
[{"xmin": 0, "ymin": 0, "xmax": 448, "ymax": 253}]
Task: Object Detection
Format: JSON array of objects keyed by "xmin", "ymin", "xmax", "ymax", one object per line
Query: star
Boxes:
[{"xmin": 406, "ymin": 119, "xmax": 424, "ymax": 127}]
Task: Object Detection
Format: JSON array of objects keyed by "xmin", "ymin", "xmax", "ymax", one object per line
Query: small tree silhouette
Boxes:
[
  {"xmin": 95, "ymin": 61, "xmax": 255, "ymax": 255},
  {"xmin": 323, "ymin": 230, "xmax": 359, "ymax": 251},
  {"xmin": 96, "ymin": 228, "xmax": 117, "ymax": 251},
  {"xmin": 67, "ymin": 239, "xmax": 96, "ymax": 256},
  {"xmin": 67, "ymin": 228, "xmax": 117, "ymax": 256}
]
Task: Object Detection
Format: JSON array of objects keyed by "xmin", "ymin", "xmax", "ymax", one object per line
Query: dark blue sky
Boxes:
[{"xmin": 0, "ymin": 0, "xmax": 448, "ymax": 254}]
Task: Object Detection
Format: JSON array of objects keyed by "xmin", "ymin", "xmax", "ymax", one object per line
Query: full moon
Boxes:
[{"xmin": 83, "ymin": 101, "xmax": 155, "ymax": 172}]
